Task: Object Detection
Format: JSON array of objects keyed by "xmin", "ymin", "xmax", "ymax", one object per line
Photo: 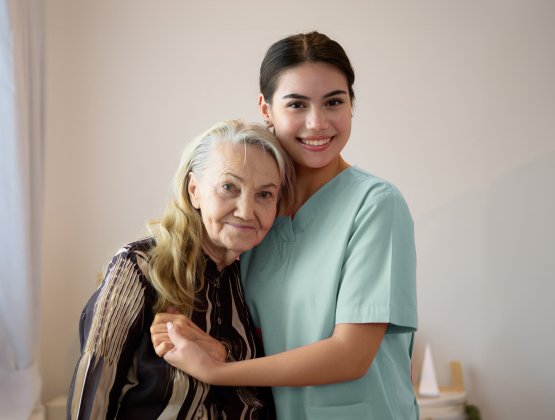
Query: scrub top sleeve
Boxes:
[{"xmin": 335, "ymin": 190, "xmax": 417, "ymax": 334}]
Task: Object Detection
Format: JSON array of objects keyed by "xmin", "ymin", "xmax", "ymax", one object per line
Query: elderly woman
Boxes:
[{"xmin": 67, "ymin": 120, "xmax": 294, "ymax": 420}]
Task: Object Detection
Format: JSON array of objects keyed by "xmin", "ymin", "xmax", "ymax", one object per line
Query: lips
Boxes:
[
  {"xmin": 296, "ymin": 136, "xmax": 335, "ymax": 149},
  {"xmin": 226, "ymin": 222, "xmax": 255, "ymax": 232},
  {"xmin": 299, "ymin": 137, "xmax": 332, "ymax": 146}
]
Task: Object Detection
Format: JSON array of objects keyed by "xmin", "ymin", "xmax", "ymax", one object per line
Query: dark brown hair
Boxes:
[{"xmin": 260, "ymin": 31, "xmax": 355, "ymax": 105}]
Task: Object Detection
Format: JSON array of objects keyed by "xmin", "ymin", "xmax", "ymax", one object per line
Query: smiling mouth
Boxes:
[
  {"xmin": 226, "ymin": 222, "xmax": 255, "ymax": 231},
  {"xmin": 298, "ymin": 137, "xmax": 333, "ymax": 146}
]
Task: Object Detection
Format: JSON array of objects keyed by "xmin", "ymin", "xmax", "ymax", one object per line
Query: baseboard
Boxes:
[{"xmin": 45, "ymin": 396, "xmax": 66, "ymax": 420}]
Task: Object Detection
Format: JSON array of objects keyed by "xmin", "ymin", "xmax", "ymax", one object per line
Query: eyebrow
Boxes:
[
  {"xmin": 281, "ymin": 90, "xmax": 348, "ymax": 100},
  {"xmin": 260, "ymin": 183, "xmax": 278, "ymax": 189},
  {"xmin": 224, "ymin": 173, "xmax": 243, "ymax": 181},
  {"xmin": 223, "ymin": 173, "xmax": 278, "ymax": 189}
]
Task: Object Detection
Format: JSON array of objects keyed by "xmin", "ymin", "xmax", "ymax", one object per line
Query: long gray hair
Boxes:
[{"xmin": 147, "ymin": 120, "xmax": 295, "ymax": 315}]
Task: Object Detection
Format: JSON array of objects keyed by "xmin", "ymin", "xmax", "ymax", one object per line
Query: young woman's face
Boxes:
[
  {"xmin": 261, "ymin": 62, "xmax": 352, "ymax": 170},
  {"xmin": 188, "ymin": 142, "xmax": 281, "ymax": 256}
]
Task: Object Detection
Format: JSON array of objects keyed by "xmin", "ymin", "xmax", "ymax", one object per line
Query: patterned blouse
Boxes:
[{"xmin": 67, "ymin": 238, "xmax": 275, "ymax": 420}]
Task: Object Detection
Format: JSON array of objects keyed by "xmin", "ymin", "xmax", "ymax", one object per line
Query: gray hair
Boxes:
[{"xmin": 175, "ymin": 119, "xmax": 295, "ymax": 216}]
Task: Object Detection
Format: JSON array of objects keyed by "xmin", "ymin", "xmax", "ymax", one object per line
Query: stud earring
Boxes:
[{"xmin": 264, "ymin": 120, "xmax": 269, "ymax": 125}]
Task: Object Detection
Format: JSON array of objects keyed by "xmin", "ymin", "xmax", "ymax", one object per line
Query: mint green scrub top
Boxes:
[{"xmin": 240, "ymin": 167, "xmax": 418, "ymax": 420}]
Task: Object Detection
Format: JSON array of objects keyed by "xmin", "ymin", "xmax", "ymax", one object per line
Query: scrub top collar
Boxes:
[{"xmin": 274, "ymin": 166, "xmax": 358, "ymax": 240}]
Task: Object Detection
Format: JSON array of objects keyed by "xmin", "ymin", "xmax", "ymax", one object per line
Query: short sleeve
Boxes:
[{"xmin": 335, "ymin": 190, "xmax": 417, "ymax": 334}]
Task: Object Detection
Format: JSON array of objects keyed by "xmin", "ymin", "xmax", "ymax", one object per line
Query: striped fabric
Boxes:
[{"xmin": 67, "ymin": 238, "xmax": 274, "ymax": 420}]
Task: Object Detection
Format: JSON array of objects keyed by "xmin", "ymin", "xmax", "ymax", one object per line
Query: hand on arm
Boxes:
[
  {"xmin": 162, "ymin": 321, "xmax": 388, "ymax": 387},
  {"xmin": 151, "ymin": 307, "xmax": 228, "ymax": 363}
]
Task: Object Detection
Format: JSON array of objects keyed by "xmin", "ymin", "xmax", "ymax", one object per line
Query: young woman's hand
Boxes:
[
  {"xmin": 150, "ymin": 308, "xmax": 228, "ymax": 363},
  {"xmin": 161, "ymin": 322, "xmax": 223, "ymax": 382}
]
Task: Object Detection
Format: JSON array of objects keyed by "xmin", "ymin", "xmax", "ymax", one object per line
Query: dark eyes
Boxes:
[
  {"xmin": 287, "ymin": 101, "xmax": 306, "ymax": 109},
  {"xmin": 326, "ymin": 98, "xmax": 344, "ymax": 106},
  {"xmin": 222, "ymin": 184, "xmax": 272, "ymax": 199},
  {"xmin": 286, "ymin": 98, "xmax": 344, "ymax": 108}
]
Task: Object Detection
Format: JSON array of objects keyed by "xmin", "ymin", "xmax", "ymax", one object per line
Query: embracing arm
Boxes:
[
  {"xmin": 154, "ymin": 190, "xmax": 415, "ymax": 387},
  {"xmin": 161, "ymin": 321, "xmax": 387, "ymax": 387}
]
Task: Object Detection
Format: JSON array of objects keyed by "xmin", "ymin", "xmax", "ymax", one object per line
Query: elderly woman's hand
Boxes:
[
  {"xmin": 151, "ymin": 307, "xmax": 228, "ymax": 363},
  {"xmin": 162, "ymin": 322, "xmax": 222, "ymax": 383}
]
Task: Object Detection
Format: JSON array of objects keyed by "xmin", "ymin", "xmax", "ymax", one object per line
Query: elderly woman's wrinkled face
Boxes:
[{"xmin": 188, "ymin": 142, "xmax": 281, "ymax": 256}]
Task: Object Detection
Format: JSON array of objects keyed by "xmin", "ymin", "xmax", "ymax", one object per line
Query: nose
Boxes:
[
  {"xmin": 306, "ymin": 107, "xmax": 328, "ymax": 131},
  {"xmin": 235, "ymin": 193, "xmax": 255, "ymax": 221}
]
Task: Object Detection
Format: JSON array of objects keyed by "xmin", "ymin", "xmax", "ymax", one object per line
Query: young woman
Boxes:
[
  {"xmin": 67, "ymin": 120, "xmax": 294, "ymax": 420},
  {"xmin": 153, "ymin": 32, "xmax": 418, "ymax": 420}
]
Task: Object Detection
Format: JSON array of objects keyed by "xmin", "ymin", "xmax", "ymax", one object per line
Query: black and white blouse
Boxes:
[{"xmin": 67, "ymin": 238, "xmax": 275, "ymax": 420}]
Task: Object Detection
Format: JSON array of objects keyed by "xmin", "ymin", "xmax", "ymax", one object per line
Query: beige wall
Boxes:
[{"xmin": 42, "ymin": 1, "xmax": 555, "ymax": 418}]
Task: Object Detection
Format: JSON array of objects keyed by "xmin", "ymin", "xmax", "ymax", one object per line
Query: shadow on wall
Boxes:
[
  {"xmin": 482, "ymin": 152, "xmax": 555, "ymax": 419},
  {"xmin": 413, "ymin": 152, "xmax": 555, "ymax": 419},
  {"xmin": 413, "ymin": 181, "xmax": 487, "ymax": 393}
]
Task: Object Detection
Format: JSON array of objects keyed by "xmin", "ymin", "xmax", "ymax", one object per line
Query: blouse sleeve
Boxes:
[
  {"xmin": 335, "ymin": 189, "xmax": 417, "ymax": 334},
  {"xmin": 67, "ymin": 252, "xmax": 146, "ymax": 420}
]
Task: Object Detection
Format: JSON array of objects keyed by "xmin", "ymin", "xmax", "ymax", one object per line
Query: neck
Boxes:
[
  {"xmin": 201, "ymin": 240, "xmax": 241, "ymax": 272},
  {"xmin": 291, "ymin": 155, "xmax": 351, "ymax": 218}
]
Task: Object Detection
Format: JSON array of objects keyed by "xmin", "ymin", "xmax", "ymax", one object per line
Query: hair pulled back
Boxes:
[
  {"xmin": 260, "ymin": 31, "xmax": 355, "ymax": 106},
  {"xmin": 147, "ymin": 120, "xmax": 294, "ymax": 315}
]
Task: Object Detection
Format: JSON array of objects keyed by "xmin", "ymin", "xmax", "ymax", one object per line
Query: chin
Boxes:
[
  {"xmin": 226, "ymin": 242, "xmax": 251, "ymax": 254},
  {"xmin": 302, "ymin": 157, "xmax": 335, "ymax": 169}
]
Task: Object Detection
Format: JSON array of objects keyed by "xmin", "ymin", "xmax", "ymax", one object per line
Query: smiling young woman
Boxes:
[
  {"xmin": 154, "ymin": 32, "xmax": 418, "ymax": 420},
  {"xmin": 259, "ymin": 62, "xmax": 352, "ymax": 212}
]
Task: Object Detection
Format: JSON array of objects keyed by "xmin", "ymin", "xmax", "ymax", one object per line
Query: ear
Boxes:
[
  {"xmin": 187, "ymin": 172, "xmax": 201, "ymax": 209},
  {"xmin": 259, "ymin": 94, "xmax": 274, "ymax": 128}
]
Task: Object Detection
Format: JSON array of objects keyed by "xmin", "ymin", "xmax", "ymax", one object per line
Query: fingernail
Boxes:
[{"xmin": 167, "ymin": 322, "xmax": 173, "ymax": 330}]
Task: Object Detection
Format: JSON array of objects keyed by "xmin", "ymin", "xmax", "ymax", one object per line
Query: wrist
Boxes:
[
  {"xmin": 219, "ymin": 338, "xmax": 234, "ymax": 363},
  {"xmin": 204, "ymin": 358, "xmax": 227, "ymax": 385}
]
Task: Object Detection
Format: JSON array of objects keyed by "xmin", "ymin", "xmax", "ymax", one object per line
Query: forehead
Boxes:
[
  {"xmin": 207, "ymin": 142, "xmax": 279, "ymax": 179},
  {"xmin": 274, "ymin": 62, "xmax": 349, "ymax": 96}
]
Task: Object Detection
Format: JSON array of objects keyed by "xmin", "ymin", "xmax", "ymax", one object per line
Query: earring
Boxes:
[{"xmin": 264, "ymin": 120, "xmax": 269, "ymax": 125}]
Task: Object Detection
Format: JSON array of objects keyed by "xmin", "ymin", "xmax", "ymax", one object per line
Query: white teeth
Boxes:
[{"xmin": 301, "ymin": 137, "xmax": 331, "ymax": 146}]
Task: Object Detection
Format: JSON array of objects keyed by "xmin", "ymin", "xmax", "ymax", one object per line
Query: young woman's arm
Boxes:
[{"xmin": 158, "ymin": 321, "xmax": 387, "ymax": 387}]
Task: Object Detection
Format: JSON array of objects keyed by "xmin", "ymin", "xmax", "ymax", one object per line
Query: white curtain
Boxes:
[{"xmin": 0, "ymin": 0, "xmax": 45, "ymax": 419}]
